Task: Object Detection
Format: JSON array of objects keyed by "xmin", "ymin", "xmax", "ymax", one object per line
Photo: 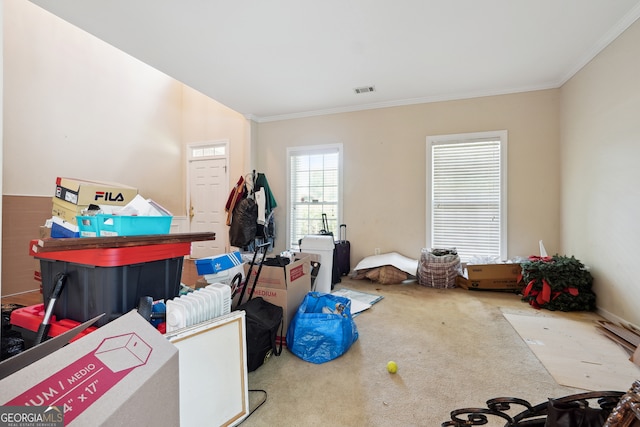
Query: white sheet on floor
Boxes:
[{"xmin": 331, "ymin": 288, "xmax": 383, "ymax": 316}]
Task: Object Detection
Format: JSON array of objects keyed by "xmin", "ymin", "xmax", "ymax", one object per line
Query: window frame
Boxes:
[
  {"xmin": 425, "ymin": 130, "xmax": 508, "ymax": 262},
  {"xmin": 187, "ymin": 140, "xmax": 228, "ymax": 160},
  {"xmin": 286, "ymin": 143, "xmax": 344, "ymax": 250}
]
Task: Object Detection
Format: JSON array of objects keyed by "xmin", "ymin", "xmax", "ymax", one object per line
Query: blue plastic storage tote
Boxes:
[
  {"xmin": 286, "ymin": 292, "xmax": 358, "ymax": 364},
  {"xmin": 96, "ymin": 214, "xmax": 172, "ymax": 237},
  {"xmin": 76, "ymin": 216, "xmax": 99, "ymax": 237}
]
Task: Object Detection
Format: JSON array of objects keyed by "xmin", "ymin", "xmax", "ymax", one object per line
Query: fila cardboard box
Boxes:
[
  {"xmin": 240, "ymin": 254, "xmax": 312, "ymax": 338},
  {"xmin": 0, "ymin": 311, "xmax": 179, "ymax": 426},
  {"xmin": 55, "ymin": 177, "xmax": 138, "ymax": 207}
]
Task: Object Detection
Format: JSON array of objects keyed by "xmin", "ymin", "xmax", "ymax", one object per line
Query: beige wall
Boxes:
[
  {"xmin": 1, "ymin": 0, "xmax": 248, "ymax": 296},
  {"xmin": 4, "ymin": 0, "xmax": 639, "ymax": 329},
  {"xmin": 560, "ymin": 19, "xmax": 640, "ymax": 326},
  {"xmin": 3, "ymin": 0, "xmax": 247, "ymax": 216},
  {"xmin": 4, "ymin": 0, "xmax": 184, "ymax": 212},
  {"xmin": 256, "ymin": 89, "xmax": 561, "ymax": 265},
  {"xmin": 181, "ymin": 85, "xmax": 249, "ymax": 195},
  {"xmin": 1, "ymin": 0, "xmax": 4, "ymax": 294}
]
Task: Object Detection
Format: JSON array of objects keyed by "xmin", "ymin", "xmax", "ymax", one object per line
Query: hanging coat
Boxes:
[
  {"xmin": 229, "ymin": 196, "xmax": 258, "ymax": 248},
  {"xmin": 225, "ymin": 176, "xmax": 246, "ymax": 226}
]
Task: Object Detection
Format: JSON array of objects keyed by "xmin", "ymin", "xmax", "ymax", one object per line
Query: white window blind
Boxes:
[
  {"xmin": 287, "ymin": 145, "xmax": 342, "ymax": 249},
  {"xmin": 428, "ymin": 132, "xmax": 507, "ymax": 262}
]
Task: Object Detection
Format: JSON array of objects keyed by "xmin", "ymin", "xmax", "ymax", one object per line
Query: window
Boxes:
[
  {"xmin": 426, "ymin": 131, "xmax": 507, "ymax": 262},
  {"xmin": 287, "ymin": 144, "xmax": 343, "ymax": 249},
  {"xmin": 188, "ymin": 142, "xmax": 226, "ymax": 159}
]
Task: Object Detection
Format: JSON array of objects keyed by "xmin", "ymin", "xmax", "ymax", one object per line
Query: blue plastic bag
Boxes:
[{"xmin": 286, "ymin": 292, "xmax": 358, "ymax": 364}]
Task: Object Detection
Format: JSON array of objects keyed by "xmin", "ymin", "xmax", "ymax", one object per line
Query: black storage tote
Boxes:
[{"xmin": 236, "ymin": 297, "xmax": 283, "ymax": 372}]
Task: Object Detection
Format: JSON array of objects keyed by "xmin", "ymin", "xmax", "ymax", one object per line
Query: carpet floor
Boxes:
[{"xmin": 239, "ymin": 277, "xmax": 628, "ymax": 426}]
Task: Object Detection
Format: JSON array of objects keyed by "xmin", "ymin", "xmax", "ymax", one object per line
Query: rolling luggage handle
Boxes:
[
  {"xmin": 35, "ymin": 272, "xmax": 68, "ymax": 344},
  {"xmin": 339, "ymin": 224, "xmax": 347, "ymax": 242},
  {"xmin": 321, "ymin": 213, "xmax": 331, "ymax": 235},
  {"xmin": 234, "ymin": 241, "xmax": 271, "ymax": 309}
]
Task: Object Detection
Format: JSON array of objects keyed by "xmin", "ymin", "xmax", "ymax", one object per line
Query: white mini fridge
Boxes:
[{"xmin": 300, "ymin": 234, "xmax": 335, "ymax": 293}]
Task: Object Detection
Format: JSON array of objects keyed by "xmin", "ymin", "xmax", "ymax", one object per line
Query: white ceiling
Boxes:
[{"xmin": 28, "ymin": 0, "xmax": 640, "ymax": 122}]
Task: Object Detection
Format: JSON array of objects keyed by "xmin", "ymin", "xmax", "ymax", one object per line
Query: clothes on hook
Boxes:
[
  {"xmin": 254, "ymin": 173, "xmax": 277, "ymax": 240},
  {"xmin": 255, "ymin": 173, "xmax": 277, "ymax": 212},
  {"xmin": 225, "ymin": 172, "xmax": 277, "ymax": 249}
]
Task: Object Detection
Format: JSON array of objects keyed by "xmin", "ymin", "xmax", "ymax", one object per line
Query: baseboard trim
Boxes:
[{"xmin": 597, "ymin": 306, "xmax": 640, "ymax": 330}]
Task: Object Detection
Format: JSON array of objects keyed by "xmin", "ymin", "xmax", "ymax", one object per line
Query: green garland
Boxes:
[{"xmin": 520, "ymin": 255, "xmax": 597, "ymax": 311}]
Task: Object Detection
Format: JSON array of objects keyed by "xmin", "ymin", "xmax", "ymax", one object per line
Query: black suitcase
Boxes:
[{"xmin": 335, "ymin": 224, "xmax": 351, "ymax": 276}]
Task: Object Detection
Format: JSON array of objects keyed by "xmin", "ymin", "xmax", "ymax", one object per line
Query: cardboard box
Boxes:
[
  {"xmin": 51, "ymin": 197, "xmax": 86, "ymax": 225},
  {"xmin": 0, "ymin": 311, "xmax": 179, "ymax": 426},
  {"xmin": 54, "ymin": 177, "xmax": 138, "ymax": 207},
  {"xmin": 39, "ymin": 225, "xmax": 51, "ymax": 239},
  {"xmin": 203, "ymin": 263, "xmax": 245, "ymax": 286},
  {"xmin": 457, "ymin": 263, "xmax": 523, "ymax": 291},
  {"xmin": 240, "ymin": 255, "xmax": 312, "ymax": 338},
  {"xmin": 298, "ymin": 252, "xmax": 322, "ymax": 291}
]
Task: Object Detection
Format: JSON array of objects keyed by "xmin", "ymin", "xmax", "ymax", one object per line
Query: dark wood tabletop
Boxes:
[{"xmin": 31, "ymin": 232, "xmax": 216, "ymax": 253}]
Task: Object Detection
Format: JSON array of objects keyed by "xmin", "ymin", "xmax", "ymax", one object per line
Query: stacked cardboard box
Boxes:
[
  {"xmin": 456, "ymin": 263, "xmax": 523, "ymax": 291},
  {"xmin": 51, "ymin": 177, "xmax": 138, "ymax": 225}
]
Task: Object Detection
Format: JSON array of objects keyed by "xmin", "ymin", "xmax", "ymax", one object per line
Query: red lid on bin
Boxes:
[
  {"xmin": 29, "ymin": 240, "xmax": 190, "ymax": 267},
  {"xmin": 10, "ymin": 304, "xmax": 98, "ymax": 341}
]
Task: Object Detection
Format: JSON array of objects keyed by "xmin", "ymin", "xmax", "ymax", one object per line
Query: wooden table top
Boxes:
[{"xmin": 31, "ymin": 232, "xmax": 216, "ymax": 253}]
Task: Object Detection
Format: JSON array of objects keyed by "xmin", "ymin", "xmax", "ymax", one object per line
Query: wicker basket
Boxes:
[{"xmin": 417, "ymin": 248, "xmax": 461, "ymax": 288}]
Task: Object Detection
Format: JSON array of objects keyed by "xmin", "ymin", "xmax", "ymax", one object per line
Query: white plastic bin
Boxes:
[{"xmin": 300, "ymin": 235, "xmax": 335, "ymax": 293}]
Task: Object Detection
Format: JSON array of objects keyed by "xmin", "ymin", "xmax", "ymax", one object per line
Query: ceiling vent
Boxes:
[{"xmin": 354, "ymin": 85, "xmax": 376, "ymax": 94}]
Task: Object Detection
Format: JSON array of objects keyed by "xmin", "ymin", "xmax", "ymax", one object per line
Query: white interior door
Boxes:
[{"xmin": 189, "ymin": 154, "xmax": 227, "ymax": 258}]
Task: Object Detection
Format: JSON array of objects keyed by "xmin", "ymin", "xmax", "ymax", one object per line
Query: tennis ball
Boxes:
[{"xmin": 387, "ymin": 361, "xmax": 398, "ymax": 374}]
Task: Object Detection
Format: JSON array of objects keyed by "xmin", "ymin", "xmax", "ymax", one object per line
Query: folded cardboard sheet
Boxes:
[
  {"xmin": 354, "ymin": 252, "xmax": 418, "ymax": 276},
  {"xmin": 503, "ymin": 311, "xmax": 640, "ymax": 391}
]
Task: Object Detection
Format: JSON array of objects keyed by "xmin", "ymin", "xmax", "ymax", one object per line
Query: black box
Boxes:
[{"xmin": 40, "ymin": 257, "xmax": 183, "ymax": 327}]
